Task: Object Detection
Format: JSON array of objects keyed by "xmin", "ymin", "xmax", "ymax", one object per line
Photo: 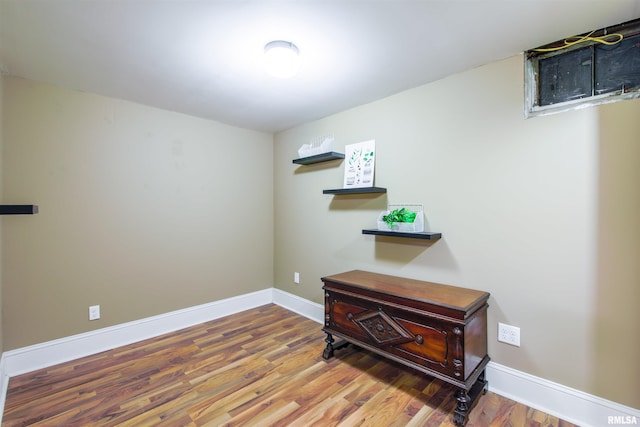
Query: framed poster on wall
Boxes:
[{"xmin": 343, "ymin": 140, "xmax": 376, "ymax": 189}]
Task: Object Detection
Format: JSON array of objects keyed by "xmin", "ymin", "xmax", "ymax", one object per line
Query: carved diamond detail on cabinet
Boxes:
[{"xmin": 353, "ymin": 310, "xmax": 414, "ymax": 345}]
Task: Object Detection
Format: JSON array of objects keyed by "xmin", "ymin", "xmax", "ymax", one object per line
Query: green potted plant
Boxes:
[{"xmin": 377, "ymin": 205, "xmax": 424, "ymax": 232}]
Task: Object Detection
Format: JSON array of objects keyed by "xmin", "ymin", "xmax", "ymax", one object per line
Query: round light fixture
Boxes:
[{"xmin": 264, "ymin": 40, "xmax": 300, "ymax": 79}]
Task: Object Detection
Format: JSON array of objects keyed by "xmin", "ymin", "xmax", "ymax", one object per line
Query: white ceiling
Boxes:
[{"xmin": 1, "ymin": 0, "xmax": 640, "ymax": 133}]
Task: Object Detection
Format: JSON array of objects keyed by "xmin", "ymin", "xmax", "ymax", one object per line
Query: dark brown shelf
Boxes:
[
  {"xmin": 323, "ymin": 187, "xmax": 387, "ymax": 195},
  {"xmin": 0, "ymin": 205, "xmax": 39, "ymax": 215},
  {"xmin": 293, "ymin": 152, "xmax": 345, "ymax": 165},
  {"xmin": 362, "ymin": 229, "xmax": 442, "ymax": 240}
]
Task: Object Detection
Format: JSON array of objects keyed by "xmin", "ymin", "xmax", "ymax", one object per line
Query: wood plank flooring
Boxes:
[{"xmin": 3, "ymin": 304, "xmax": 577, "ymax": 426}]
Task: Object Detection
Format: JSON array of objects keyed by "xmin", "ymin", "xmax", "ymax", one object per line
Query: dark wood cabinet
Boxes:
[{"xmin": 321, "ymin": 270, "xmax": 489, "ymax": 426}]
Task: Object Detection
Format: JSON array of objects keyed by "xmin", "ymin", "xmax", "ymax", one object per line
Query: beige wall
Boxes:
[
  {"xmin": 594, "ymin": 99, "xmax": 640, "ymax": 406},
  {"xmin": 274, "ymin": 55, "xmax": 639, "ymax": 408},
  {"xmin": 2, "ymin": 53, "xmax": 638, "ymax": 409},
  {"xmin": 1, "ymin": 76, "xmax": 274, "ymax": 350},
  {"xmin": 0, "ymin": 72, "xmax": 4, "ymax": 354}
]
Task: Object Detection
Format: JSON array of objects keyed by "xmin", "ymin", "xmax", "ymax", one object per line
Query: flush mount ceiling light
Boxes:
[{"xmin": 264, "ymin": 40, "xmax": 300, "ymax": 79}]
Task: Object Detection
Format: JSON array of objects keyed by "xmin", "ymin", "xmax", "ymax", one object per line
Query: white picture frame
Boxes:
[{"xmin": 343, "ymin": 140, "xmax": 375, "ymax": 189}]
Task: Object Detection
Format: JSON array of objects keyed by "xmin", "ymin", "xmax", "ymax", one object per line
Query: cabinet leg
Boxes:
[
  {"xmin": 453, "ymin": 370, "xmax": 488, "ymax": 426},
  {"xmin": 479, "ymin": 370, "xmax": 488, "ymax": 395},
  {"xmin": 323, "ymin": 333, "xmax": 335, "ymax": 359},
  {"xmin": 453, "ymin": 389, "xmax": 470, "ymax": 426},
  {"xmin": 322, "ymin": 333, "xmax": 349, "ymax": 360}
]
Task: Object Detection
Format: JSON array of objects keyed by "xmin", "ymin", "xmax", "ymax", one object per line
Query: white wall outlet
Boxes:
[
  {"xmin": 294, "ymin": 272, "xmax": 300, "ymax": 284},
  {"xmin": 89, "ymin": 305, "xmax": 100, "ymax": 321},
  {"xmin": 498, "ymin": 322, "xmax": 520, "ymax": 346}
]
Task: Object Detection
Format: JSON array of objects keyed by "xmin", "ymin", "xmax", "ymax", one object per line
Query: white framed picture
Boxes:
[{"xmin": 343, "ymin": 140, "xmax": 375, "ymax": 189}]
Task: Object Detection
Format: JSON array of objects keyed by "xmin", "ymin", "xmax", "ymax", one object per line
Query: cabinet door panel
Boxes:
[
  {"xmin": 330, "ymin": 298, "xmax": 370, "ymax": 340},
  {"xmin": 394, "ymin": 318, "xmax": 449, "ymax": 366}
]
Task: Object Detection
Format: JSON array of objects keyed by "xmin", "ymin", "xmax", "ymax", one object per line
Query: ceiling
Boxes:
[{"xmin": 1, "ymin": 0, "xmax": 640, "ymax": 133}]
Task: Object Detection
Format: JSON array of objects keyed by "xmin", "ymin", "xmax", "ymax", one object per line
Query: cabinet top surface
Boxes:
[{"xmin": 322, "ymin": 270, "xmax": 489, "ymax": 313}]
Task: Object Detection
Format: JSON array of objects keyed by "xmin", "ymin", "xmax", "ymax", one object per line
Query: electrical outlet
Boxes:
[
  {"xmin": 294, "ymin": 272, "xmax": 300, "ymax": 284},
  {"xmin": 498, "ymin": 322, "xmax": 520, "ymax": 346},
  {"xmin": 89, "ymin": 305, "xmax": 100, "ymax": 321}
]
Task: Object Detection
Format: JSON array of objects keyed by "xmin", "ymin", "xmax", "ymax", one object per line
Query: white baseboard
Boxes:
[
  {"xmin": 272, "ymin": 288, "xmax": 324, "ymax": 324},
  {"xmin": 1, "ymin": 288, "xmax": 637, "ymax": 427},
  {"xmin": 0, "ymin": 356, "xmax": 7, "ymax": 426},
  {"xmin": 1, "ymin": 288, "xmax": 273, "ymax": 378},
  {"xmin": 486, "ymin": 362, "xmax": 639, "ymax": 427}
]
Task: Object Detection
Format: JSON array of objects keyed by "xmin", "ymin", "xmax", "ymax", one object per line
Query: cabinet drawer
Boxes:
[{"xmin": 326, "ymin": 292, "xmax": 461, "ymax": 379}]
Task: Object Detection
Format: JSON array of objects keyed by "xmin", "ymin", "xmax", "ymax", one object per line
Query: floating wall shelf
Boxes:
[
  {"xmin": 323, "ymin": 187, "xmax": 387, "ymax": 195},
  {"xmin": 362, "ymin": 229, "xmax": 442, "ymax": 240},
  {"xmin": 293, "ymin": 152, "xmax": 345, "ymax": 165},
  {"xmin": 0, "ymin": 205, "xmax": 39, "ymax": 215}
]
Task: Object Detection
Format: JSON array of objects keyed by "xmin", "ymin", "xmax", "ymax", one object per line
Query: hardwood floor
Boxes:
[{"xmin": 3, "ymin": 304, "xmax": 577, "ymax": 426}]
